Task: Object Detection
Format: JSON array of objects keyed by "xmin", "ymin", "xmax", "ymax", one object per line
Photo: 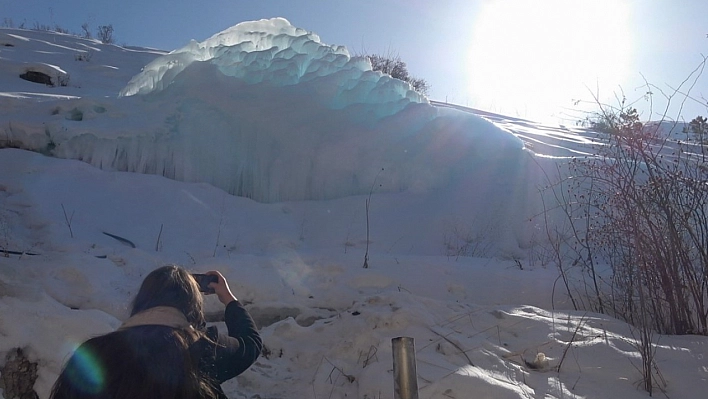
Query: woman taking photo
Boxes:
[{"xmin": 50, "ymin": 265, "xmax": 262, "ymax": 399}]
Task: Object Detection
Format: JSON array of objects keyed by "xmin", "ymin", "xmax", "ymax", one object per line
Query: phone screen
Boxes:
[{"xmin": 192, "ymin": 274, "xmax": 218, "ymax": 293}]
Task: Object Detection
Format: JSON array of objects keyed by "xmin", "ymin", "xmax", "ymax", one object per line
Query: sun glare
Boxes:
[{"xmin": 467, "ymin": 0, "xmax": 632, "ymax": 122}]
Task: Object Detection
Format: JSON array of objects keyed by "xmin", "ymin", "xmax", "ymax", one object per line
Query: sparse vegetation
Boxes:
[
  {"xmin": 1, "ymin": 16, "xmax": 116, "ymax": 45},
  {"xmin": 363, "ymin": 52, "xmax": 430, "ymax": 96},
  {"xmin": 96, "ymin": 24, "xmax": 114, "ymax": 44},
  {"xmin": 560, "ymin": 103, "xmax": 707, "ymax": 336},
  {"xmin": 442, "ymin": 221, "xmax": 492, "ymax": 260},
  {"xmin": 684, "ymin": 115, "xmax": 708, "ymax": 152},
  {"xmin": 31, "ymin": 21, "xmax": 52, "ymax": 32},
  {"xmin": 54, "ymin": 24, "xmax": 69, "ymax": 34},
  {"xmin": 81, "ymin": 22, "xmax": 92, "ymax": 39},
  {"xmin": 539, "ymin": 95, "xmax": 708, "ymax": 395},
  {"xmin": 363, "ymin": 168, "xmax": 384, "ymax": 268},
  {"xmin": 74, "ymin": 51, "xmax": 93, "ymax": 62}
]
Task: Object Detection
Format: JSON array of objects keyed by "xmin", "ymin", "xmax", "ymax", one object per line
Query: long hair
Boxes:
[
  {"xmin": 50, "ymin": 265, "xmax": 217, "ymax": 399},
  {"xmin": 131, "ymin": 265, "xmax": 206, "ymax": 329},
  {"xmin": 50, "ymin": 327, "xmax": 217, "ymax": 399}
]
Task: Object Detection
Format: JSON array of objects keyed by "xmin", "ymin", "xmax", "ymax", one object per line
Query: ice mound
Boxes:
[
  {"xmin": 119, "ymin": 18, "xmax": 426, "ymax": 112},
  {"xmin": 4, "ymin": 18, "xmax": 526, "ymax": 203}
]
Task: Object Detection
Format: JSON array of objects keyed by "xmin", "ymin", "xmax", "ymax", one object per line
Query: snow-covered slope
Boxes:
[
  {"xmin": 1, "ymin": 21, "xmax": 706, "ymax": 399},
  {"xmin": 0, "ymin": 27, "xmax": 165, "ymax": 97}
]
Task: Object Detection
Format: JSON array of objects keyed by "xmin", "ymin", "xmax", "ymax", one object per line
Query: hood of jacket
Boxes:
[{"xmin": 119, "ymin": 306, "xmax": 193, "ymax": 330}]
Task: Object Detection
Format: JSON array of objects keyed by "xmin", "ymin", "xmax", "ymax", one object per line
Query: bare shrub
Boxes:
[
  {"xmin": 363, "ymin": 168, "xmax": 384, "ymax": 268},
  {"xmin": 96, "ymin": 24, "xmax": 114, "ymax": 44},
  {"xmin": 361, "ymin": 51, "xmax": 430, "ymax": 96},
  {"xmin": 32, "ymin": 22, "xmax": 51, "ymax": 31},
  {"xmin": 74, "ymin": 51, "xmax": 93, "ymax": 62},
  {"xmin": 684, "ymin": 115, "xmax": 708, "ymax": 161},
  {"xmin": 585, "ymin": 105, "xmax": 707, "ymax": 336},
  {"xmin": 442, "ymin": 221, "xmax": 492, "ymax": 260},
  {"xmin": 81, "ymin": 22, "xmax": 92, "ymax": 39},
  {"xmin": 537, "ymin": 70, "xmax": 708, "ymax": 393},
  {"xmin": 540, "ymin": 111, "xmax": 700, "ymax": 396},
  {"xmin": 542, "ymin": 100, "xmax": 708, "ymax": 330}
]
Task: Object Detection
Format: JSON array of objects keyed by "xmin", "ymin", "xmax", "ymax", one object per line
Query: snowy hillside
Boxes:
[{"xmin": 1, "ymin": 19, "xmax": 707, "ymax": 399}]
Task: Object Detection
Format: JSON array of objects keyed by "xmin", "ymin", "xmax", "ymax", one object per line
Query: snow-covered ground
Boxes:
[{"xmin": 1, "ymin": 19, "xmax": 706, "ymax": 399}]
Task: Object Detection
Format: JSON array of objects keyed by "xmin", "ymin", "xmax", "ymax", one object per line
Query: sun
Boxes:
[{"xmin": 467, "ymin": 0, "xmax": 632, "ymax": 122}]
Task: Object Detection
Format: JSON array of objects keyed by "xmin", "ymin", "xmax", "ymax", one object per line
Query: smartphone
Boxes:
[{"xmin": 192, "ymin": 273, "xmax": 218, "ymax": 293}]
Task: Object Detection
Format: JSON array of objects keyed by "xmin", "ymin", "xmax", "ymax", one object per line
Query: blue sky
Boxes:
[{"xmin": 2, "ymin": 0, "xmax": 707, "ymax": 124}]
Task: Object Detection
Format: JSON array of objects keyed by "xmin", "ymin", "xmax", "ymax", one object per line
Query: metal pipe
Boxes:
[{"xmin": 392, "ymin": 337, "xmax": 419, "ymax": 399}]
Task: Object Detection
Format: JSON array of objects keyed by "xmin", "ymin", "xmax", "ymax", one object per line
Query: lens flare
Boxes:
[{"xmin": 66, "ymin": 345, "xmax": 105, "ymax": 395}]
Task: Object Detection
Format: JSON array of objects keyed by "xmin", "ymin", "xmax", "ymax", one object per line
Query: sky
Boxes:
[{"xmin": 1, "ymin": 0, "xmax": 707, "ymax": 123}]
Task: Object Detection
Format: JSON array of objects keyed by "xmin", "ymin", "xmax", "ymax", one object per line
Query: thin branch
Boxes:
[
  {"xmin": 429, "ymin": 328, "xmax": 474, "ymax": 366},
  {"xmin": 60, "ymin": 204, "xmax": 74, "ymax": 238},
  {"xmin": 556, "ymin": 313, "xmax": 587, "ymax": 372},
  {"xmin": 155, "ymin": 223, "xmax": 163, "ymax": 251}
]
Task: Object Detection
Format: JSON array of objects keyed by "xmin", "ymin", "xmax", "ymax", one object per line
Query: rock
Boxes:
[
  {"xmin": 0, "ymin": 348, "xmax": 39, "ymax": 399},
  {"xmin": 19, "ymin": 70, "xmax": 53, "ymax": 86}
]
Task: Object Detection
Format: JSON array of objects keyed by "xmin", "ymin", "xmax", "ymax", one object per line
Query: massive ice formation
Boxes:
[
  {"xmin": 119, "ymin": 18, "xmax": 426, "ymax": 114},
  {"xmin": 5, "ymin": 18, "xmax": 525, "ymax": 203}
]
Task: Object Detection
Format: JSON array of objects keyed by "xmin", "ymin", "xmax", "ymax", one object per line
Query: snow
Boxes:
[{"xmin": 1, "ymin": 20, "xmax": 707, "ymax": 399}]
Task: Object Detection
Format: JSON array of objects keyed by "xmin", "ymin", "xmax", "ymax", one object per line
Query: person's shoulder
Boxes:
[
  {"xmin": 80, "ymin": 325, "xmax": 176, "ymax": 352},
  {"xmin": 80, "ymin": 329, "xmax": 124, "ymax": 347}
]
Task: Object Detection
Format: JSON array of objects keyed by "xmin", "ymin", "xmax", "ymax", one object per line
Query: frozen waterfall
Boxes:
[{"xmin": 6, "ymin": 18, "xmax": 525, "ymax": 203}]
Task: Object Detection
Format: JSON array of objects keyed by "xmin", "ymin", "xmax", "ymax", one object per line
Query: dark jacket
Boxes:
[
  {"xmin": 195, "ymin": 300, "xmax": 263, "ymax": 398},
  {"xmin": 50, "ymin": 301, "xmax": 262, "ymax": 399}
]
